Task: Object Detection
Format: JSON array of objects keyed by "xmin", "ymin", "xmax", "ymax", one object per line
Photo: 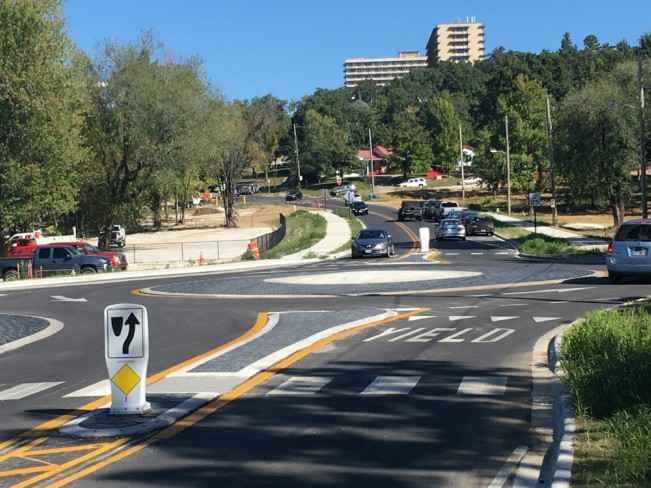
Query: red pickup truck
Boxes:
[{"xmin": 6, "ymin": 240, "xmax": 128, "ymax": 270}]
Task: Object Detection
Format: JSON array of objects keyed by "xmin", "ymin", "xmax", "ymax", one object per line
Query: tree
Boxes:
[
  {"xmin": 0, "ymin": 0, "xmax": 85, "ymax": 250},
  {"xmin": 388, "ymin": 107, "xmax": 433, "ymax": 177},
  {"xmin": 555, "ymin": 70, "xmax": 638, "ymax": 226},
  {"xmin": 420, "ymin": 97, "xmax": 461, "ymax": 174}
]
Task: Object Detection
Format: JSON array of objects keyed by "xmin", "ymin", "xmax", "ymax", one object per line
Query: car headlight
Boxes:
[{"xmin": 374, "ymin": 242, "xmax": 387, "ymax": 250}]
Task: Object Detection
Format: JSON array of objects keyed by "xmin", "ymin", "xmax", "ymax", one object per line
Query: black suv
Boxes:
[
  {"xmin": 398, "ymin": 200, "xmax": 423, "ymax": 221},
  {"xmin": 467, "ymin": 215, "xmax": 495, "ymax": 235},
  {"xmin": 421, "ymin": 200, "xmax": 443, "ymax": 220}
]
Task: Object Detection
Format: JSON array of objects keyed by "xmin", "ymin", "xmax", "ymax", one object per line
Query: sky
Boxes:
[{"xmin": 62, "ymin": 0, "xmax": 651, "ymax": 103}]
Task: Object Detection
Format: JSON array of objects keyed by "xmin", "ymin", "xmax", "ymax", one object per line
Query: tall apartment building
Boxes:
[
  {"xmin": 343, "ymin": 51, "xmax": 428, "ymax": 88},
  {"xmin": 426, "ymin": 17, "xmax": 485, "ymax": 65}
]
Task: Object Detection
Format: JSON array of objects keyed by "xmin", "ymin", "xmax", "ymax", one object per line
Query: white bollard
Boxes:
[
  {"xmin": 104, "ymin": 303, "xmax": 151, "ymax": 414},
  {"xmin": 419, "ymin": 227, "xmax": 430, "ymax": 253}
]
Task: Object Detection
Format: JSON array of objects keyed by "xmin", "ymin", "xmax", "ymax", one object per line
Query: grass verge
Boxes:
[
  {"xmin": 260, "ymin": 210, "xmax": 327, "ymax": 259},
  {"xmin": 559, "ymin": 304, "xmax": 651, "ymax": 486},
  {"xmin": 330, "ymin": 207, "xmax": 363, "ymax": 254}
]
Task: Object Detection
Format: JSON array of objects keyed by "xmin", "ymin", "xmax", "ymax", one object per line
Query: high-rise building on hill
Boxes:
[
  {"xmin": 426, "ymin": 17, "xmax": 485, "ymax": 65},
  {"xmin": 343, "ymin": 51, "xmax": 428, "ymax": 88}
]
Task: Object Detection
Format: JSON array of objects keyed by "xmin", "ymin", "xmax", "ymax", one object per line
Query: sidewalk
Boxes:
[
  {"xmin": 488, "ymin": 213, "xmax": 610, "ymax": 250},
  {"xmin": 279, "ymin": 210, "xmax": 352, "ymax": 260}
]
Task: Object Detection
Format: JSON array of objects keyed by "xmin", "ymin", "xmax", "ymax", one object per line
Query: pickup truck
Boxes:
[
  {"xmin": 0, "ymin": 245, "xmax": 112, "ymax": 281},
  {"xmin": 437, "ymin": 201, "xmax": 462, "ymax": 220}
]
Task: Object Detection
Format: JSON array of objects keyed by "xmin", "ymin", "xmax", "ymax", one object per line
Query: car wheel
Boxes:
[
  {"xmin": 609, "ymin": 273, "xmax": 622, "ymax": 284},
  {"xmin": 80, "ymin": 267, "xmax": 97, "ymax": 274},
  {"xmin": 3, "ymin": 270, "xmax": 18, "ymax": 282},
  {"xmin": 461, "ymin": 237, "xmax": 466, "ymax": 241}
]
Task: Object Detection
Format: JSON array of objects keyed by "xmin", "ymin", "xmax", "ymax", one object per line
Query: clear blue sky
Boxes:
[{"xmin": 63, "ymin": 0, "xmax": 651, "ymax": 103}]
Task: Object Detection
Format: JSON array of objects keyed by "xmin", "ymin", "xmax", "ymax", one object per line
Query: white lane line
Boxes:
[
  {"xmin": 362, "ymin": 376, "xmax": 420, "ymax": 395},
  {"xmin": 489, "ymin": 445, "xmax": 528, "ymax": 488},
  {"xmin": 470, "ymin": 252, "xmax": 484, "ymax": 255},
  {"xmin": 268, "ymin": 376, "xmax": 333, "ymax": 395},
  {"xmin": 457, "ymin": 376, "xmax": 507, "ymax": 395},
  {"xmin": 0, "ymin": 382, "xmax": 63, "ymax": 400},
  {"xmin": 445, "ymin": 253, "xmax": 460, "ymax": 255},
  {"xmin": 499, "ymin": 303, "xmax": 528, "ymax": 307},
  {"xmin": 64, "ymin": 380, "xmax": 110, "ymax": 397},
  {"xmin": 449, "ymin": 305, "xmax": 477, "ymax": 309},
  {"xmin": 495, "ymin": 252, "xmax": 511, "ymax": 255}
]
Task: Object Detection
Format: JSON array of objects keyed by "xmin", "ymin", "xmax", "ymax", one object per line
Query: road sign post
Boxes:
[
  {"xmin": 529, "ymin": 193, "xmax": 541, "ymax": 233},
  {"xmin": 104, "ymin": 303, "xmax": 150, "ymax": 414}
]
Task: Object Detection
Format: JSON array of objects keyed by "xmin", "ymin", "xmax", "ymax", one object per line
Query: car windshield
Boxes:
[
  {"xmin": 614, "ymin": 224, "xmax": 651, "ymax": 241},
  {"xmin": 352, "ymin": 202, "xmax": 364, "ymax": 207},
  {"xmin": 82, "ymin": 243, "xmax": 100, "ymax": 252},
  {"xmin": 358, "ymin": 230, "xmax": 385, "ymax": 239}
]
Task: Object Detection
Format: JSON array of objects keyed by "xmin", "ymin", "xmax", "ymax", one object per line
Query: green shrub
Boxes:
[
  {"xmin": 606, "ymin": 406, "xmax": 651, "ymax": 483},
  {"xmin": 559, "ymin": 306, "xmax": 651, "ymax": 418}
]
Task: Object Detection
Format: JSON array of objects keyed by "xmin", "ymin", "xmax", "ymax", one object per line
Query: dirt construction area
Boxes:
[{"xmin": 90, "ymin": 204, "xmax": 286, "ymax": 271}]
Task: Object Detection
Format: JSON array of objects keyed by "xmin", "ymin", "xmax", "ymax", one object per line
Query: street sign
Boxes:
[
  {"xmin": 529, "ymin": 192, "xmax": 541, "ymax": 207},
  {"xmin": 104, "ymin": 303, "xmax": 150, "ymax": 414}
]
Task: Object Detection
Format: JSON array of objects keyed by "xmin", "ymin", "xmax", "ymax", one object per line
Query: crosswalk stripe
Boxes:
[
  {"xmin": 268, "ymin": 376, "xmax": 333, "ymax": 395},
  {"xmin": 458, "ymin": 376, "xmax": 507, "ymax": 395},
  {"xmin": 361, "ymin": 376, "xmax": 420, "ymax": 395},
  {"xmin": 64, "ymin": 380, "xmax": 110, "ymax": 397},
  {"xmin": 0, "ymin": 382, "xmax": 63, "ymax": 400}
]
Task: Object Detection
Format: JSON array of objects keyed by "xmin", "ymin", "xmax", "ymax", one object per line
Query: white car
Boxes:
[
  {"xmin": 459, "ymin": 177, "xmax": 482, "ymax": 186},
  {"xmin": 397, "ymin": 177, "xmax": 427, "ymax": 188}
]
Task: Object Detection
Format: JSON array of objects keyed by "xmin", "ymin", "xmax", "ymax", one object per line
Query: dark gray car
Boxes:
[{"xmin": 351, "ymin": 228, "xmax": 394, "ymax": 258}]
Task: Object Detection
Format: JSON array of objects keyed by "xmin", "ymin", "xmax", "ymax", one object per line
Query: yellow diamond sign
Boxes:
[{"xmin": 111, "ymin": 364, "xmax": 141, "ymax": 395}]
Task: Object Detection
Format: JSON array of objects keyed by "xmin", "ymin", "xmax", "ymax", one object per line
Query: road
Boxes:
[{"xmin": 0, "ymin": 199, "xmax": 643, "ymax": 487}]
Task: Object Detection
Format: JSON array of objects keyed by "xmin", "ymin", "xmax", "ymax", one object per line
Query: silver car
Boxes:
[
  {"xmin": 606, "ymin": 219, "xmax": 651, "ymax": 283},
  {"xmin": 436, "ymin": 218, "xmax": 467, "ymax": 241},
  {"xmin": 351, "ymin": 228, "xmax": 394, "ymax": 258}
]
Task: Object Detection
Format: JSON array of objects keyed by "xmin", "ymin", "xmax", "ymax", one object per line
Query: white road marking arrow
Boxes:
[
  {"xmin": 533, "ymin": 317, "xmax": 562, "ymax": 323},
  {"xmin": 491, "ymin": 316, "xmax": 518, "ymax": 322},
  {"xmin": 51, "ymin": 296, "xmax": 87, "ymax": 302},
  {"xmin": 449, "ymin": 316, "xmax": 476, "ymax": 321},
  {"xmin": 408, "ymin": 316, "xmax": 435, "ymax": 321}
]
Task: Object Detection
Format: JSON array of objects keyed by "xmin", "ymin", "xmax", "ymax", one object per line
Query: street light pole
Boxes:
[
  {"xmin": 638, "ymin": 46, "xmax": 647, "ymax": 218},
  {"xmin": 293, "ymin": 123, "xmax": 302, "ymax": 190},
  {"xmin": 459, "ymin": 124, "xmax": 465, "ymax": 200},
  {"xmin": 505, "ymin": 115, "xmax": 511, "ymax": 215},
  {"xmin": 546, "ymin": 96, "xmax": 557, "ymax": 225},
  {"xmin": 368, "ymin": 129, "xmax": 376, "ymax": 196}
]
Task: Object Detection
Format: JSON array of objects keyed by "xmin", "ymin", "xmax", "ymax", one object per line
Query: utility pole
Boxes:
[
  {"xmin": 293, "ymin": 123, "xmax": 302, "ymax": 189},
  {"xmin": 546, "ymin": 96, "xmax": 557, "ymax": 226},
  {"xmin": 368, "ymin": 129, "xmax": 376, "ymax": 196},
  {"xmin": 458, "ymin": 124, "xmax": 465, "ymax": 200},
  {"xmin": 638, "ymin": 46, "xmax": 647, "ymax": 218},
  {"xmin": 505, "ymin": 115, "xmax": 511, "ymax": 216}
]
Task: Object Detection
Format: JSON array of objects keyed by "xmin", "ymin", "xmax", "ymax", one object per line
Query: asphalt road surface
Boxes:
[{"xmin": 0, "ymin": 202, "xmax": 644, "ymax": 487}]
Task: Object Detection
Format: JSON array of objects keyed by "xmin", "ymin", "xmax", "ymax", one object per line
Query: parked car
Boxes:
[
  {"xmin": 330, "ymin": 184, "xmax": 356, "ymax": 196},
  {"xmin": 606, "ymin": 219, "xmax": 651, "ymax": 283},
  {"xmin": 436, "ymin": 219, "xmax": 467, "ymax": 241},
  {"xmin": 0, "ymin": 245, "xmax": 112, "ymax": 281},
  {"xmin": 99, "ymin": 225, "xmax": 126, "ymax": 248},
  {"xmin": 351, "ymin": 228, "xmax": 394, "ymax": 258},
  {"xmin": 468, "ymin": 216, "xmax": 495, "ymax": 236},
  {"xmin": 421, "ymin": 200, "xmax": 443, "ymax": 220},
  {"xmin": 349, "ymin": 201, "xmax": 369, "ymax": 215},
  {"xmin": 459, "ymin": 176, "xmax": 482, "ymax": 186},
  {"xmin": 397, "ymin": 177, "xmax": 426, "ymax": 188},
  {"xmin": 398, "ymin": 200, "xmax": 423, "ymax": 221},
  {"xmin": 47, "ymin": 241, "xmax": 128, "ymax": 270},
  {"xmin": 285, "ymin": 189, "xmax": 303, "ymax": 201}
]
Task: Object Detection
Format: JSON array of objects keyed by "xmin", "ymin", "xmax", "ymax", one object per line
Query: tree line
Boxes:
[{"xmin": 1, "ymin": 0, "xmax": 650, "ymax": 251}]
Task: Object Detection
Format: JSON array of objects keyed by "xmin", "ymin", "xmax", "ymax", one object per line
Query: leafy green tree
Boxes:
[
  {"xmin": 238, "ymin": 95, "xmax": 290, "ymax": 188},
  {"xmin": 300, "ymin": 109, "xmax": 355, "ymax": 183},
  {"xmin": 420, "ymin": 97, "xmax": 462, "ymax": 173},
  {"xmin": 388, "ymin": 107, "xmax": 433, "ymax": 178},
  {"xmin": 555, "ymin": 70, "xmax": 638, "ymax": 226},
  {"xmin": 0, "ymin": 0, "xmax": 85, "ymax": 249}
]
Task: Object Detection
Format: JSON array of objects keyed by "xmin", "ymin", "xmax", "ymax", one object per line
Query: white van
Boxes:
[{"xmin": 343, "ymin": 191, "xmax": 362, "ymax": 206}]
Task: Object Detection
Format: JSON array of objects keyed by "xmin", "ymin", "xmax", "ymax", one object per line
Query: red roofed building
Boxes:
[{"xmin": 357, "ymin": 145, "xmax": 392, "ymax": 175}]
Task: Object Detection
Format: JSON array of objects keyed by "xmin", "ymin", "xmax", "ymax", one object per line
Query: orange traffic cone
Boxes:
[{"xmin": 199, "ymin": 252, "xmax": 206, "ymax": 265}]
